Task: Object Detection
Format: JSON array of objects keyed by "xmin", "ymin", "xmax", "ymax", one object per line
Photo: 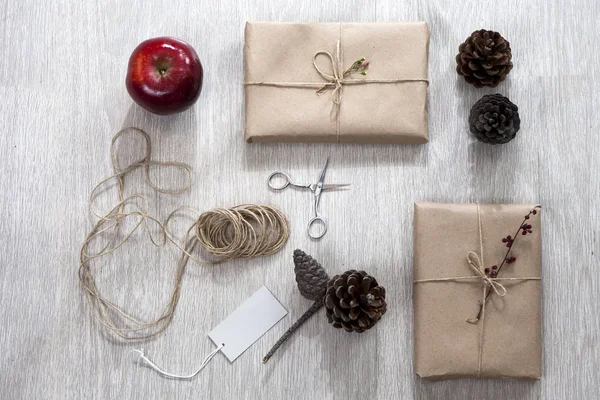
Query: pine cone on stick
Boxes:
[
  {"xmin": 456, "ymin": 30, "xmax": 513, "ymax": 88},
  {"xmin": 294, "ymin": 249, "xmax": 329, "ymax": 301},
  {"xmin": 263, "ymin": 250, "xmax": 388, "ymax": 363},
  {"xmin": 263, "ymin": 250, "xmax": 329, "ymax": 363}
]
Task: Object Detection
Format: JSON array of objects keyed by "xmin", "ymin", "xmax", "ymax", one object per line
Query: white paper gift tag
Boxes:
[
  {"xmin": 208, "ymin": 286, "xmax": 287, "ymax": 362},
  {"xmin": 133, "ymin": 286, "xmax": 287, "ymax": 379}
]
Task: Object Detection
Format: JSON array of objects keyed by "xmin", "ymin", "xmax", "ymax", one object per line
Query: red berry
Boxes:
[
  {"xmin": 522, "ymin": 231, "xmax": 527, "ymax": 235},
  {"xmin": 532, "ymin": 210, "xmax": 537, "ymax": 215},
  {"xmin": 484, "ymin": 268, "xmax": 490, "ymax": 274},
  {"xmin": 492, "ymin": 265, "xmax": 498, "ymax": 270},
  {"xmin": 507, "ymin": 235, "xmax": 512, "ymax": 240},
  {"xmin": 525, "ymin": 215, "xmax": 530, "ymax": 219}
]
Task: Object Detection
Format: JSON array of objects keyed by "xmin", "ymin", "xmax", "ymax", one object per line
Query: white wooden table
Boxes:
[{"xmin": 1, "ymin": 0, "xmax": 598, "ymax": 399}]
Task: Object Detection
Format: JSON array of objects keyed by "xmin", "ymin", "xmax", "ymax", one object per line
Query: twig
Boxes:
[
  {"xmin": 470, "ymin": 206, "xmax": 540, "ymax": 322},
  {"xmin": 263, "ymin": 300, "xmax": 322, "ymax": 363}
]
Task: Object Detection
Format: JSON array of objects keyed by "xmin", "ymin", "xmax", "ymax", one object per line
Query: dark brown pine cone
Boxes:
[
  {"xmin": 293, "ymin": 249, "xmax": 329, "ymax": 301},
  {"xmin": 469, "ymin": 94, "xmax": 520, "ymax": 144},
  {"xmin": 324, "ymin": 270, "xmax": 387, "ymax": 333},
  {"xmin": 456, "ymin": 30, "xmax": 513, "ymax": 88}
]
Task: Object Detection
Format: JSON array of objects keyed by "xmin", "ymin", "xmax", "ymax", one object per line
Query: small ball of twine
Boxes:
[
  {"xmin": 79, "ymin": 128, "xmax": 289, "ymax": 340},
  {"xmin": 194, "ymin": 205, "xmax": 289, "ymax": 260}
]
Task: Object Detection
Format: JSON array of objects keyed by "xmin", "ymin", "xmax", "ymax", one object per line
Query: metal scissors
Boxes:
[{"xmin": 268, "ymin": 158, "xmax": 349, "ymax": 239}]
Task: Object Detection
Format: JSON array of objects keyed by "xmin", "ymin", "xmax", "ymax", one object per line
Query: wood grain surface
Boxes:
[{"xmin": 0, "ymin": 0, "xmax": 598, "ymax": 399}]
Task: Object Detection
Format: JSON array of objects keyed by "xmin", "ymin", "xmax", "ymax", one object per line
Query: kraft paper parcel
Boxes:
[
  {"xmin": 413, "ymin": 202, "xmax": 542, "ymax": 380},
  {"xmin": 244, "ymin": 22, "xmax": 430, "ymax": 144}
]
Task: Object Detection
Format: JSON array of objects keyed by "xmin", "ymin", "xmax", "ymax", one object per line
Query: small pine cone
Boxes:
[
  {"xmin": 469, "ymin": 94, "xmax": 520, "ymax": 144},
  {"xmin": 324, "ymin": 270, "xmax": 387, "ymax": 333},
  {"xmin": 293, "ymin": 249, "xmax": 329, "ymax": 301},
  {"xmin": 456, "ymin": 30, "xmax": 513, "ymax": 88}
]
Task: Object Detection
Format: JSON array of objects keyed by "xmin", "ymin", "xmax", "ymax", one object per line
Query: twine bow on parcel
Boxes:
[
  {"xmin": 311, "ymin": 40, "xmax": 362, "ymax": 115},
  {"xmin": 244, "ymin": 27, "xmax": 429, "ymax": 142},
  {"xmin": 413, "ymin": 204, "xmax": 541, "ymax": 377},
  {"xmin": 464, "ymin": 251, "xmax": 507, "ymax": 300}
]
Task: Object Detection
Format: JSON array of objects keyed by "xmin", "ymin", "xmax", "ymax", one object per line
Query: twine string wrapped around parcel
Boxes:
[
  {"xmin": 413, "ymin": 204, "xmax": 541, "ymax": 377},
  {"xmin": 79, "ymin": 128, "xmax": 289, "ymax": 340},
  {"xmin": 244, "ymin": 23, "xmax": 429, "ymax": 142}
]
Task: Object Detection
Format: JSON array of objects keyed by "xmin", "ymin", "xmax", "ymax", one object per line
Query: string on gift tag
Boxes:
[
  {"xmin": 79, "ymin": 128, "xmax": 290, "ymax": 340},
  {"xmin": 132, "ymin": 343, "xmax": 225, "ymax": 380}
]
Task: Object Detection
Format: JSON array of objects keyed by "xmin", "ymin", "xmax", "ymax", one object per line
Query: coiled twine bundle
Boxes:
[
  {"xmin": 194, "ymin": 205, "xmax": 289, "ymax": 260},
  {"xmin": 79, "ymin": 128, "xmax": 289, "ymax": 340}
]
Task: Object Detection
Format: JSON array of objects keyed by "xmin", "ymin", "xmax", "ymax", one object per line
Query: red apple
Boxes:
[{"xmin": 126, "ymin": 37, "xmax": 203, "ymax": 115}]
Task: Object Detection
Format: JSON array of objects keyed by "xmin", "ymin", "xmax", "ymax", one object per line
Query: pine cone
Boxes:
[
  {"xmin": 469, "ymin": 94, "xmax": 520, "ymax": 144},
  {"xmin": 456, "ymin": 30, "xmax": 513, "ymax": 88},
  {"xmin": 293, "ymin": 249, "xmax": 329, "ymax": 301},
  {"xmin": 324, "ymin": 270, "xmax": 387, "ymax": 333}
]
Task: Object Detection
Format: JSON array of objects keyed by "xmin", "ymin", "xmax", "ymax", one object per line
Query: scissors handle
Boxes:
[
  {"xmin": 268, "ymin": 171, "xmax": 294, "ymax": 190},
  {"xmin": 268, "ymin": 171, "xmax": 311, "ymax": 190},
  {"xmin": 307, "ymin": 216, "xmax": 327, "ymax": 239}
]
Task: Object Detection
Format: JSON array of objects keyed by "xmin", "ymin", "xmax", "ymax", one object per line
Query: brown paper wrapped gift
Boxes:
[
  {"xmin": 244, "ymin": 22, "xmax": 430, "ymax": 144},
  {"xmin": 413, "ymin": 202, "xmax": 542, "ymax": 379}
]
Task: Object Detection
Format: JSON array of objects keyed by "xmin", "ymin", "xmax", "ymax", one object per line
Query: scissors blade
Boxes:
[
  {"xmin": 322, "ymin": 183, "xmax": 351, "ymax": 190},
  {"xmin": 312, "ymin": 158, "xmax": 329, "ymax": 201},
  {"xmin": 316, "ymin": 158, "xmax": 330, "ymax": 186}
]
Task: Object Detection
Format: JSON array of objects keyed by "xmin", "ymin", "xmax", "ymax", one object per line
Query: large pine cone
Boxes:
[
  {"xmin": 456, "ymin": 30, "xmax": 513, "ymax": 88},
  {"xmin": 324, "ymin": 270, "xmax": 387, "ymax": 333},
  {"xmin": 293, "ymin": 249, "xmax": 329, "ymax": 301},
  {"xmin": 469, "ymin": 94, "xmax": 520, "ymax": 144}
]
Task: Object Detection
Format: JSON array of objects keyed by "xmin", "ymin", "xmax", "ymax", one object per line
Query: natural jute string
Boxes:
[
  {"xmin": 244, "ymin": 23, "xmax": 429, "ymax": 142},
  {"xmin": 413, "ymin": 204, "xmax": 541, "ymax": 377},
  {"xmin": 79, "ymin": 128, "xmax": 289, "ymax": 340},
  {"xmin": 164, "ymin": 204, "xmax": 290, "ymax": 263}
]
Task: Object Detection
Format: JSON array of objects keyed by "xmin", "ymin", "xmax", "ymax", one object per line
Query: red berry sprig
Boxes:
[
  {"xmin": 472, "ymin": 206, "xmax": 540, "ymax": 322},
  {"xmin": 502, "ymin": 235, "xmax": 514, "ymax": 247}
]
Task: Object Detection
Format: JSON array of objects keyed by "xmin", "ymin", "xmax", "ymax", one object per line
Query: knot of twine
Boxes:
[
  {"xmin": 465, "ymin": 251, "xmax": 507, "ymax": 298},
  {"xmin": 413, "ymin": 204, "xmax": 541, "ymax": 377}
]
